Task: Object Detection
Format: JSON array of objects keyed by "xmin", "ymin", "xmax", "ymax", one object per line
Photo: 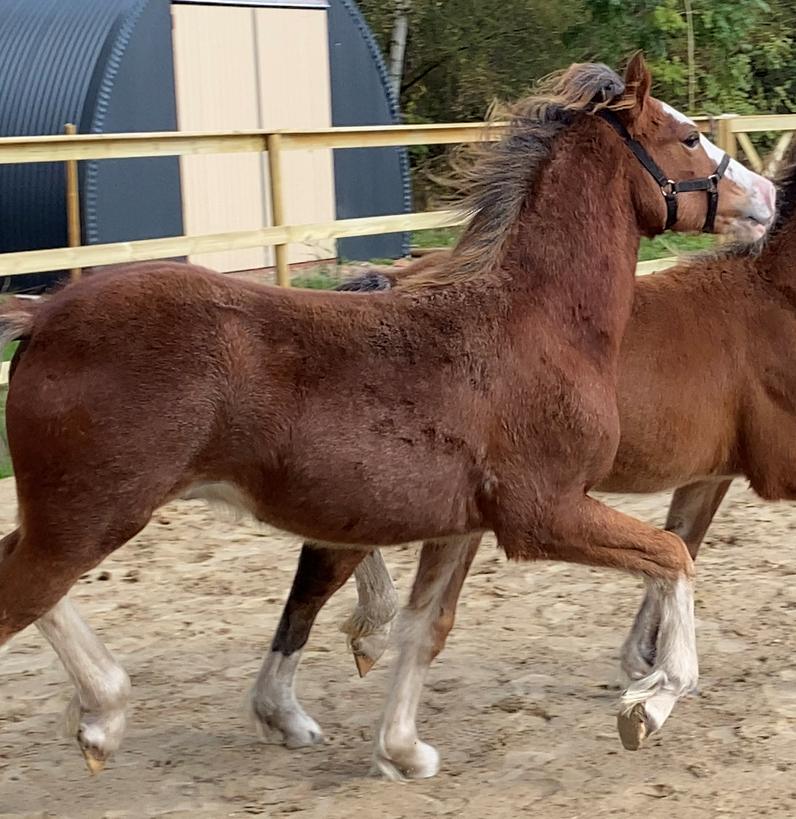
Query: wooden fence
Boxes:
[{"xmin": 0, "ymin": 113, "xmax": 793, "ymax": 288}]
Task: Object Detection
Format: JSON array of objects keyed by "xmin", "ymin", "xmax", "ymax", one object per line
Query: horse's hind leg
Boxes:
[
  {"xmin": 666, "ymin": 479, "xmax": 733, "ymax": 562},
  {"xmin": 251, "ymin": 544, "xmax": 367, "ymax": 748},
  {"xmin": 500, "ymin": 495, "xmax": 697, "ymax": 752},
  {"xmin": 0, "ymin": 522, "xmax": 130, "ymax": 775},
  {"xmin": 0, "ymin": 492, "xmax": 155, "ymax": 756},
  {"xmin": 340, "ymin": 549, "xmax": 399, "ymax": 676},
  {"xmin": 0, "ymin": 528, "xmax": 118, "ymax": 649},
  {"xmin": 620, "ymin": 479, "xmax": 732, "ymax": 681},
  {"xmin": 35, "ymin": 598, "xmax": 130, "ymax": 774},
  {"xmin": 0, "ymin": 515, "xmax": 138, "ymax": 771},
  {"xmin": 373, "ymin": 535, "xmax": 480, "ymax": 781}
]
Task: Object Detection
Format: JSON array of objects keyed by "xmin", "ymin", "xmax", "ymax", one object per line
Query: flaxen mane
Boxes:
[{"xmin": 401, "ymin": 63, "xmax": 635, "ymax": 291}]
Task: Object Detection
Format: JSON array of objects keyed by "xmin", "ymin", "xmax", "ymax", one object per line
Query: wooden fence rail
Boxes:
[{"xmin": 0, "ymin": 113, "xmax": 793, "ymax": 285}]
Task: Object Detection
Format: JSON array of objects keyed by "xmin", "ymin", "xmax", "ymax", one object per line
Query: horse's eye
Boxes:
[{"xmin": 683, "ymin": 132, "xmax": 700, "ymax": 149}]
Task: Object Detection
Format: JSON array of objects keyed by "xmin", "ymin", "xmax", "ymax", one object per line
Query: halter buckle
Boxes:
[
  {"xmin": 661, "ymin": 180, "xmax": 677, "ymax": 197},
  {"xmin": 706, "ymin": 173, "xmax": 720, "ymax": 193}
]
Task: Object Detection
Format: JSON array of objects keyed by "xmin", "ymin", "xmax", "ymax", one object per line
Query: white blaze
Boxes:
[{"xmin": 659, "ymin": 101, "xmax": 775, "ymax": 230}]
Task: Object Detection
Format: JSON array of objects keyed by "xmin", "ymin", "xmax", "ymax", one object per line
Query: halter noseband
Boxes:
[{"xmin": 597, "ymin": 109, "xmax": 731, "ymax": 233}]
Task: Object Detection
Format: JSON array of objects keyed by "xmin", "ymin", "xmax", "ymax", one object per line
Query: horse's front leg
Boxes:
[
  {"xmin": 498, "ymin": 494, "xmax": 697, "ymax": 751},
  {"xmin": 373, "ymin": 535, "xmax": 480, "ymax": 780},
  {"xmin": 620, "ymin": 478, "xmax": 732, "ymax": 681},
  {"xmin": 250, "ymin": 544, "xmax": 366, "ymax": 748}
]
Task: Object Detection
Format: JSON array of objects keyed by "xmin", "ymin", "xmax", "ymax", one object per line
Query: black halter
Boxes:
[{"xmin": 597, "ymin": 109, "xmax": 731, "ymax": 233}]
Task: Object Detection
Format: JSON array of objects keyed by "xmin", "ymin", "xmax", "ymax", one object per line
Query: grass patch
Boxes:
[
  {"xmin": 638, "ymin": 233, "xmax": 716, "ymax": 261},
  {"xmin": 411, "ymin": 227, "xmax": 462, "ymax": 248},
  {"xmin": 412, "ymin": 227, "xmax": 716, "ymax": 262},
  {"xmin": 291, "ymin": 272, "xmax": 339, "ymax": 290},
  {"xmin": 411, "ymin": 227, "xmax": 716, "ymax": 261}
]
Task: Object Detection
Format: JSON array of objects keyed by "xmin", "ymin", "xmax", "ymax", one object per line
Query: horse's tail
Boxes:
[
  {"xmin": 334, "ymin": 269, "xmax": 396, "ymax": 293},
  {"xmin": 0, "ymin": 296, "xmax": 44, "ymax": 381},
  {"xmin": 334, "ymin": 250, "xmax": 453, "ymax": 293},
  {"xmin": 0, "ymin": 297, "xmax": 39, "ymax": 348}
]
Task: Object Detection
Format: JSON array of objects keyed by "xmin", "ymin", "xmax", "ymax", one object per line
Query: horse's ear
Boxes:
[{"xmin": 623, "ymin": 51, "xmax": 652, "ymax": 120}]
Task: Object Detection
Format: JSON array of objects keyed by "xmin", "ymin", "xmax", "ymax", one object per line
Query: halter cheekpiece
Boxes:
[{"xmin": 597, "ymin": 109, "xmax": 731, "ymax": 233}]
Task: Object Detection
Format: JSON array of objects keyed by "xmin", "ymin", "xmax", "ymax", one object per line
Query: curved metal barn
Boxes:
[{"xmin": 0, "ymin": 0, "xmax": 409, "ymax": 292}]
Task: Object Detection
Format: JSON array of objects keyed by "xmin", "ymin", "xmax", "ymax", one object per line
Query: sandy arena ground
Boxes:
[{"xmin": 2, "ymin": 476, "xmax": 796, "ymax": 818}]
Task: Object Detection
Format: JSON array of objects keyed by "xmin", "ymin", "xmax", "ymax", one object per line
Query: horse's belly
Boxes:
[
  {"xmin": 253, "ymin": 442, "xmax": 485, "ymax": 546},
  {"xmin": 599, "ymin": 437, "xmax": 729, "ymax": 494}
]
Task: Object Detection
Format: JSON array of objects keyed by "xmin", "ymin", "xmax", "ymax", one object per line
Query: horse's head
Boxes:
[{"xmin": 599, "ymin": 53, "xmax": 774, "ymax": 241}]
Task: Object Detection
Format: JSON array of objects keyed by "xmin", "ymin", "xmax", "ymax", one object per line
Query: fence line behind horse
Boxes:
[{"xmin": 0, "ymin": 112, "xmax": 792, "ymax": 285}]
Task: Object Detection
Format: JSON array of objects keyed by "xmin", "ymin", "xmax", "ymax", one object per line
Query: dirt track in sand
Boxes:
[{"xmin": 2, "ymin": 476, "xmax": 796, "ymax": 818}]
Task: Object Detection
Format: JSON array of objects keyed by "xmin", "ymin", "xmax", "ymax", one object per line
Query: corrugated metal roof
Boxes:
[
  {"xmin": 0, "ymin": 0, "xmax": 183, "ymax": 292},
  {"xmin": 0, "ymin": 0, "xmax": 147, "ymax": 260}
]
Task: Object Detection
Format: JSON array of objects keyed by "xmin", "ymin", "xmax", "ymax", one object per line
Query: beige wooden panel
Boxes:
[
  {"xmin": 172, "ymin": 5, "xmax": 266, "ymax": 272},
  {"xmin": 254, "ymin": 8, "xmax": 336, "ymax": 264}
]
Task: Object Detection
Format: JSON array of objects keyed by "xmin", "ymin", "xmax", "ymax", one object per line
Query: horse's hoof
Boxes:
[
  {"xmin": 372, "ymin": 739, "xmax": 440, "ymax": 781},
  {"xmin": 250, "ymin": 698, "xmax": 324, "ymax": 749},
  {"xmin": 80, "ymin": 745, "xmax": 108, "ymax": 775},
  {"xmin": 348, "ymin": 626, "xmax": 391, "ymax": 677},
  {"xmin": 283, "ymin": 719, "xmax": 324, "ymax": 749},
  {"xmin": 617, "ymin": 702, "xmax": 648, "ymax": 751},
  {"xmin": 65, "ymin": 695, "xmax": 127, "ymax": 775},
  {"xmin": 354, "ymin": 651, "xmax": 377, "ymax": 678}
]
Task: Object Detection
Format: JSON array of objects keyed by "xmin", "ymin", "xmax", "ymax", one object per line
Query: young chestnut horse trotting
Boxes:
[
  {"xmin": 0, "ymin": 56, "xmax": 773, "ymax": 779},
  {"xmin": 271, "ymin": 149, "xmax": 796, "ymax": 756}
]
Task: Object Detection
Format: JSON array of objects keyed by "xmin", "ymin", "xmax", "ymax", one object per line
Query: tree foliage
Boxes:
[{"xmin": 357, "ymin": 0, "xmax": 796, "ymax": 122}]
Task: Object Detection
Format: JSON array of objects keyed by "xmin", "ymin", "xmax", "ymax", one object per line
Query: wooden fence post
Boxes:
[
  {"xmin": 716, "ymin": 114, "xmax": 738, "ymax": 159},
  {"xmin": 266, "ymin": 133, "xmax": 290, "ymax": 287},
  {"xmin": 64, "ymin": 123, "xmax": 82, "ymax": 282}
]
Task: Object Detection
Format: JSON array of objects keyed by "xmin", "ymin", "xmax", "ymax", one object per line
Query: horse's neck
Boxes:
[{"xmin": 500, "ymin": 133, "xmax": 641, "ymax": 364}]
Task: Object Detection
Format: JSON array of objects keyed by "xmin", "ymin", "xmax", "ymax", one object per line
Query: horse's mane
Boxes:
[{"xmin": 401, "ymin": 63, "xmax": 634, "ymax": 292}]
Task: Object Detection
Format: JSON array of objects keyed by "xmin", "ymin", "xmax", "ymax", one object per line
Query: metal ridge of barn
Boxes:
[{"xmin": 328, "ymin": 0, "xmax": 411, "ymax": 260}]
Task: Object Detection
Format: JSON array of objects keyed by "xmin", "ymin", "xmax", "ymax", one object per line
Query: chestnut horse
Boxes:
[
  {"xmin": 0, "ymin": 56, "xmax": 772, "ymax": 779},
  {"xmin": 267, "ymin": 147, "xmax": 796, "ymax": 755}
]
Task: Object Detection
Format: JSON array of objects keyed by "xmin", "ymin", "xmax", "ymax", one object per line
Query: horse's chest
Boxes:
[{"xmin": 500, "ymin": 365, "xmax": 620, "ymax": 476}]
